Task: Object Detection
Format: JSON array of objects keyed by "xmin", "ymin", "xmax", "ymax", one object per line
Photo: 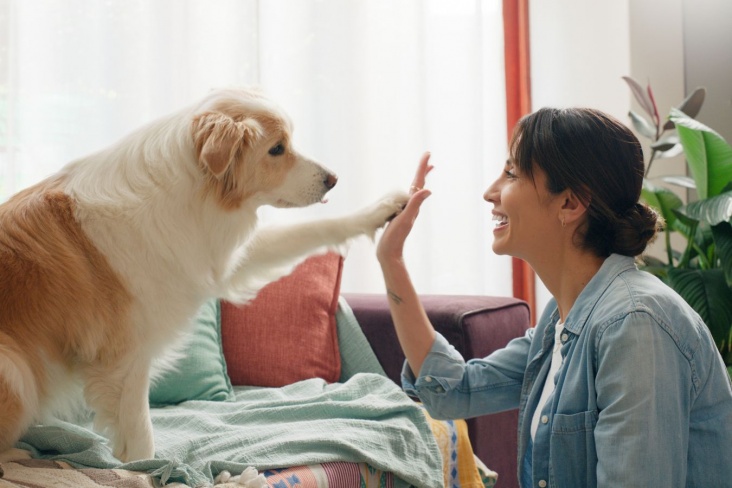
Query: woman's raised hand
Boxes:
[{"xmin": 376, "ymin": 152, "xmax": 433, "ymax": 265}]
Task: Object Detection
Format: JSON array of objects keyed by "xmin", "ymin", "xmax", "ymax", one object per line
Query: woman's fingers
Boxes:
[
  {"xmin": 402, "ymin": 188, "xmax": 431, "ymax": 220},
  {"xmin": 410, "ymin": 152, "xmax": 434, "ymax": 195},
  {"xmin": 378, "ymin": 152, "xmax": 434, "ymax": 263}
]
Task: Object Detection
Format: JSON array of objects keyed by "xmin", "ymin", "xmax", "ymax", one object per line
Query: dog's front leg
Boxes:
[
  {"xmin": 84, "ymin": 356, "xmax": 155, "ymax": 462},
  {"xmin": 224, "ymin": 191, "xmax": 409, "ymax": 298}
]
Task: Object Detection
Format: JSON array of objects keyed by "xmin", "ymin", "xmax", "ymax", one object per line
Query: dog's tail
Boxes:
[{"xmin": 0, "ymin": 333, "xmax": 41, "ymax": 451}]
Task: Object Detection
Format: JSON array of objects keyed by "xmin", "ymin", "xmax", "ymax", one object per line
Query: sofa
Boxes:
[
  {"xmin": 1, "ymin": 253, "xmax": 531, "ymax": 488},
  {"xmin": 345, "ymin": 293, "xmax": 531, "ymax": 488}
]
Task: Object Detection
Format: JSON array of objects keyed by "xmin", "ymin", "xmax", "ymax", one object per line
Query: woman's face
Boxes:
[{"xmin": 483, "ymin": 160, "xmax": 563, "ymax": 261}]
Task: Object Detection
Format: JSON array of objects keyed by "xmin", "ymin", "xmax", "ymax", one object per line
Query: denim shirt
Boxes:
[{"xmin": 402, "ymin": 254, "xmax": 732, "ymax": 487}]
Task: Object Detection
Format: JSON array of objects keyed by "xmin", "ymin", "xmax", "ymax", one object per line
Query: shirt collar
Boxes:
[
  {"xmin": 561, "ymin": 254, "xmax": 637, "ymax": 335},
  {"xmin": 536, "ymin": 254, "xmax": 637, "ymax": 336}
]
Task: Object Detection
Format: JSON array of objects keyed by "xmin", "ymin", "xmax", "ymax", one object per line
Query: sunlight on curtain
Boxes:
[{"xmin": 0, "ymin": 0, "xmax": 510, "ymax": 296}]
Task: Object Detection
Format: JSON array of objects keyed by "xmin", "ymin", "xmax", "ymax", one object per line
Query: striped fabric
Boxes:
[
  {"xmin": 419, "ymin": 405, "xmax": 490, "ymax": 488},
  {"xmin": 1, "ymin": 442, "xmax": 496, "ymax": 488}
]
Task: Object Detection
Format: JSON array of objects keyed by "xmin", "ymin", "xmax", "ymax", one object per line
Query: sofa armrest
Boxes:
[{"xmin": 342, "ymin": 293, "xmax": 530, "ymax": 488}]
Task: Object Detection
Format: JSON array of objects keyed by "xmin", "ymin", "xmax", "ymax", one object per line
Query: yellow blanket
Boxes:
[{"xmin": 419, "ymin": 405, "xmax": 498, "ymax": 488}]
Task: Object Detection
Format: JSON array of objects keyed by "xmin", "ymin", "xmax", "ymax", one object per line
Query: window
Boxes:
[{"xmin": 0, "ymin": 0, "xmax": 511, "ymax": 296}]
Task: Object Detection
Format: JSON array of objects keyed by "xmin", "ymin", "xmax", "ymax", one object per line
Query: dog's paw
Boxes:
[
  {"xmin": 111, "ymin": 429, "xmax": 155, "ymax": 463},
  {"xmin": 356, "ymin": 191, "xmax": 410, "ymax": 238},
  {"xmin": 0, "ymin": 448, "xmax": 32, "ymax": 463}
]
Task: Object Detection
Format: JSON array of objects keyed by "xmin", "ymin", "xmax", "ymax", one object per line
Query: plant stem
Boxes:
[
  {"xmin": 679, "ymin": 231, "xmax": 695, "ymax": 268},
  {"xmin": 665, "ymin": 228, "xmax": 674, "ymax": 265},
  {"xmin": 644, "ymin": 125, "xmax": 667, "ymax": 177},
  {"xmin": 692, "ymin": 242, "xmax": 711, "ymax": 269},
  {"xmin": 645, "ymin": 149, "xmax": 658, "ymax": 177}
]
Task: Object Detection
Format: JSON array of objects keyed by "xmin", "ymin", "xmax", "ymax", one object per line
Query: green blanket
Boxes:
[{"xmin": 19, "ymin": 373, "xmax": 442, "ymax": 488}]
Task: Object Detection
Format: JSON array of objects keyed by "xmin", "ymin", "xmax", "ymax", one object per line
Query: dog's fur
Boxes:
[{"xmin": 0, "ymin": 87, "xmax": 407, "ymax": 462}]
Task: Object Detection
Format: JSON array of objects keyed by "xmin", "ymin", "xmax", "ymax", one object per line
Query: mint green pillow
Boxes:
[
  {"xmin": 336, "ymin": 297, "xmax": 387, "ymax": 382},
  {"xmin": 149, "ymin": 300, "xmax": 235, "ymax": 406}
]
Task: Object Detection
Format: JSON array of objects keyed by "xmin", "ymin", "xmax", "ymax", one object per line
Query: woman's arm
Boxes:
[
  {"xmin": 376, "ymin": 152, "xmax": 435, "ymax": 376},
  {"xmin": 378, "ymin": 153, "xmax": 531, "ymax": 419}
]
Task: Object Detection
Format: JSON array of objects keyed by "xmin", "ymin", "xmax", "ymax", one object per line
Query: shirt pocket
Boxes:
[{"xmin": 550, "ymin": 410, "xmax": 598, "ymax": 487}]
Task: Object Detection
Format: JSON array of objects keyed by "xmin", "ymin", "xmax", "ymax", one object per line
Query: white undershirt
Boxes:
[{"xmin": 531, "ymin": 320, "xmax": 565, "ymax": 440}]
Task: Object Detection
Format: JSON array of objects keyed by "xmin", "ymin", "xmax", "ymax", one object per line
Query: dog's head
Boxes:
[{"xmin": 191, "ymin": 88, "xmax": 337, "ymax": 210}]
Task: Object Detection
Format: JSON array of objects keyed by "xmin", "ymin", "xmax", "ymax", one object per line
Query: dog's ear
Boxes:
[{"xmin": 192, "ymin": 112, "xmax": 263, "ymax": 177}]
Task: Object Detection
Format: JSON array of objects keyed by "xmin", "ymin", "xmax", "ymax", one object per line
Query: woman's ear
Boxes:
[{"xmin": 559, "ymin": 190, "xmax": 589, "ymax": 227}]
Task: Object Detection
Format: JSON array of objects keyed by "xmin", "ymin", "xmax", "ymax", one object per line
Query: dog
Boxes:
[{"xmin": 0, "ymin": 87, "xmax": 408, "ymax": 462}]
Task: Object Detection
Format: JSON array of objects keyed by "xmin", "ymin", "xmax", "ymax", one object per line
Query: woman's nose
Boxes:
[{"xmin": 484, "ymin": 178, "xmax": 500, "ymax": 203}]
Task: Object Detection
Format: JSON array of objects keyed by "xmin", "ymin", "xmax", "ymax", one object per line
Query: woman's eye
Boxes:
[
  {"xmin": 504, "ymin": 169, "xmax": 517, "ymax": 179},
  {"xmin": 268, "ymin": 143, "xmax": 285, "ymax": 156}
]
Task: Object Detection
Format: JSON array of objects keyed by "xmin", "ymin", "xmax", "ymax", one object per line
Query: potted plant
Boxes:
[{"xmin": 623, "ymin": 76, "xmax": 732, "ymax": 376}]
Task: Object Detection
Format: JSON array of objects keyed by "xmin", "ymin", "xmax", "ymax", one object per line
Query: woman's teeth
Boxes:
[{"xmin": 493, "ymin": 215, "xmax": 508, "ymax": 228}]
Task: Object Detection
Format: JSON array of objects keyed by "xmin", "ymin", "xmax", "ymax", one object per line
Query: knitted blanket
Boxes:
[{"xmin": 17, "ymin": 374, "xmax": 442, "ymax": 488}]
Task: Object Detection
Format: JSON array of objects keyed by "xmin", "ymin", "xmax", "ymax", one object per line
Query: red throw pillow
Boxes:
[{"xmin": 220, "ymin": 252, "xmax": 344, "ymax": 387}]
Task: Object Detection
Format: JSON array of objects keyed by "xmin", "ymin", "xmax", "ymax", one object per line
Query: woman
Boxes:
[{"xmin": 377, "ymin": 107, "xmax": 732, "ymax": 487}]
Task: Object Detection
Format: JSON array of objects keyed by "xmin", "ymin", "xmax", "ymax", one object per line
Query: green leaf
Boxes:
[
  {"xmin": 668, "ymin": 268, "xmax": 732, "ymax": 351},
  {"xmin": 695, "ymin": 221, "xmax": 719, "ymax": 269},
  {"xmin": 670, "ymin": 108, "xmax": 732, "ymax": 198},
  {"xmin": 642, "ymin": 180, "xmax": 682, "ymax": 230},
  {"xmin": 697, "ymin": 221, "xmax": 715, "ymax": 256},
  {"xmin": 639, "ymin": 262, "xmax": 671, "ymax": 284},
  {"xmin": 670, "ymin": 208, "xmax": 697, "ymax": 238},
  {"xmin": 629, "ymin": 110, "xmax": 656, "ymax": 139},
  {"xmin": 684, "ymin": 220, "xmax": 714, "ymax": 269},
  {"xmin": 712, "ymin": 222, "xmax": 732, "ymax": 286},
  {"xmin": 671, "ymin": 209, "xmax": 701, "ymax": 266},
  {"xmin": 682, "ymin": 190, "xmax": 732, "ymax": 225}
]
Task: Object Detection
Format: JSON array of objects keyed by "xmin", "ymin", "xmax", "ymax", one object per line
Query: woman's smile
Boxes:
[{"xmin": 492, "ymin": 212, "xmax": 509, "ymax": 232}]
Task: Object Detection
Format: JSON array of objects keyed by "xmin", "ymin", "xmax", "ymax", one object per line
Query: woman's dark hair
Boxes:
[{"xmin": 509, "ymin": 107, "xmax": 661, "ymax": 257}]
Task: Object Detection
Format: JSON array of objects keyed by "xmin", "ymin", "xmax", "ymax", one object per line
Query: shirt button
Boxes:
[
  {"xmin": 541, "ymin": 415, "xmax": 549, "ymax": 424},
  {"xmin": 538, "ymin": 480, "xmax": 547, "ymax": 488},
  {"xmin": 435, "ymin": 386, "xmax": 444, "ymax": 393},
  {"xmin": 424, "ymin": 376, "xmax": 432, "ymax": 383},
  {"xmin": 561, "ymin": 333, "xmax": 569, "ymax": 342}
]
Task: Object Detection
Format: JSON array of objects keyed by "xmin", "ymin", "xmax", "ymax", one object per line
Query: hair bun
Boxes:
[{"xmin": 611, "ymin": 202, "xmax": 662, "ymax": 256}]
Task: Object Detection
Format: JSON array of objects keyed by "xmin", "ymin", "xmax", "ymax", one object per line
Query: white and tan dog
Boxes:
[{"xmin": 0, "ymin": 87, "xmax": 407, "ymax": 462}]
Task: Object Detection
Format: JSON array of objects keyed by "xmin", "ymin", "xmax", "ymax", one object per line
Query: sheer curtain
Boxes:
[{"xmin": 0, "ymin": 0, "xmax": 511, "ymax": 296}]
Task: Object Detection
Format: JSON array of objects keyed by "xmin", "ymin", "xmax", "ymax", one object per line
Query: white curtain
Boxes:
[{"xmin": 0, "ymin": 0, "xmax": 511, "ymax": 297}]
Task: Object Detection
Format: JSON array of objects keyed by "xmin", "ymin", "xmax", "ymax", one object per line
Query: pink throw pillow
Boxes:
[{"xmin": 220, "ymin": 252, "xmax": 344, "ymax": 387}]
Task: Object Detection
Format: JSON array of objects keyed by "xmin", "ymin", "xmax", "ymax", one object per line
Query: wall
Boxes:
[
  {"xmin": 528, "ymin": 0, "xmax": 732, "ymax": 319},
  {"xmin": 529, "ymin": 1, "xmax": 632, "ymax": 121},
  {"xmin": 682, "ymin": 0, "xmax": 732, "ymax": 142}
]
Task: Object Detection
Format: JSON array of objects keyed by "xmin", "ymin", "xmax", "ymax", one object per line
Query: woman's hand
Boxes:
[{"xmin": 376, "ymin": 152, "xmax": 434, "ymax": 266}]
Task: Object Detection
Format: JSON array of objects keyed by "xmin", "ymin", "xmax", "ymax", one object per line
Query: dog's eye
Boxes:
[{"xmin": 268, "ymin": 143, "xmax": 285, "ymax": 156}]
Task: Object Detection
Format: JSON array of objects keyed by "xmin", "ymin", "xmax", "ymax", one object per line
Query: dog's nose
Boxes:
[{"xmin": 324, "ymin": 173, "xmax": 338, "ymax": 190}]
